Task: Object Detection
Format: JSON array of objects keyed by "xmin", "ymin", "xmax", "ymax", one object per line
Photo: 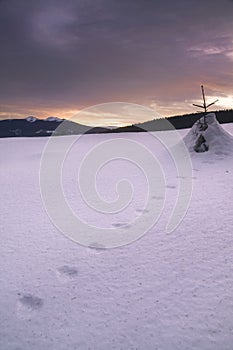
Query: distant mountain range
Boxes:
[
  {"xmin": 0, "ymin": 109, "xmax": 233, "ymax": 138},
  {"xmin": 0, "ymin": 116, "xmax": 109, "ymax": 138}
]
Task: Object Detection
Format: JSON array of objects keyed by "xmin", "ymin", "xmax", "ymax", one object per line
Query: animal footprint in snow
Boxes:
[
  {"xmin": 202, "ymin": 160, "xmax": 214, "ymax": 164},
  {"xmin": 177, "ymin": 176, "xmax": 196, "ymax": 180},
  {"xmin": 56, "ymin": 265, "xmax": 78, "ymax": 282},
  {"xmin": 152, "ymin": 195, "xmax": 164, "ymax": 200},
  {"xmin": 17, "ymin": 293, "xmax": 43, "ymax": 319},
  {"xmin": 88, "ymin": 242, "xmax": 107, "ymax": 254},
  {"xmin": 112, "ymin": 222, "xmax": 127, "ymax": 228},
  {"xmin": 136, "ymin": 209, "xmax": 149, "ymax": 214}
]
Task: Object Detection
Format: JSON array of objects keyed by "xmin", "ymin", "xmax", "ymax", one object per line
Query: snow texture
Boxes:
[{"xmin": 1, "ymin": 123, "xmax": 233, "ymax": 350}]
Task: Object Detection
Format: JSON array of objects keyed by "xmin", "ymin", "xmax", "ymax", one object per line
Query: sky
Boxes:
[{"xmin": 0, "ymin": 0, "xmax": 233, "ymax": 126}]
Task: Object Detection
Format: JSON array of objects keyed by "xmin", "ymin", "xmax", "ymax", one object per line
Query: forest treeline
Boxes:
[{"xmin": 112, "ymin": 109, "xmax": 233, "ymax": 133}]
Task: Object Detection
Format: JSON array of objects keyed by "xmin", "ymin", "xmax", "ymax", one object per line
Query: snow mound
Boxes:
[
  {"xmin": 25, "ymin": 116, "xmax": 38, "ymax": 123},
  {"xmin": 183, "ymin": 113, "xmax": 233, "ymax": 154}
]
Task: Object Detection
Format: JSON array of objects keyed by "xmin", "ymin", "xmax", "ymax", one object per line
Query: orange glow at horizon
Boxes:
[{"xmin": 0, "ymin": 93, "xmax": 232, "ymax": 127}]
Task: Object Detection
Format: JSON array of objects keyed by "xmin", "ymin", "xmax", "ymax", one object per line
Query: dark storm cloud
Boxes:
[{"xmin": 0, "ymin": 0, "xmax": 233, "ymax": 121}]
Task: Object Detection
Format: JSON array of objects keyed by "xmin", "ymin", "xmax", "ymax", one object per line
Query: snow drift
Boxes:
[{"xmin": 184, "ymin": 113, "xmax": 233, "ymax": 154}]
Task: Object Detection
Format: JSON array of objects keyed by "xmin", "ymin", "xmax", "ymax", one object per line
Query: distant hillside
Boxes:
[{"xmin": 112, "ymin": 109, "xmax": 233, "ymax": 133}]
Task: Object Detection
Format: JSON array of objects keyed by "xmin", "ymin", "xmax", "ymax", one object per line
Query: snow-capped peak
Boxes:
[
  {"xmin": 45, "ymin": 116, "xmax": 63, "ymax": 122},
  {"xmin": 26, "ymin": 116, "xmax": 38, "ymax": 123}
]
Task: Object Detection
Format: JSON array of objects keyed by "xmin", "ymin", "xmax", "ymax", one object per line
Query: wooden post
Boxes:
[
  {"xmin": 201, "ymin": 85, "xmax": 207, "ymax": 113},
  {"xmin": 201, "ymin": 85, "xmax": 207, "ymax": 123}
]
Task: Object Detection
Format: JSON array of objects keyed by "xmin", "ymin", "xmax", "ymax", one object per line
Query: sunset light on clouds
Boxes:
[{"xmin": 0, "ymin": 0, "xmax": 233, "ymax": 126}]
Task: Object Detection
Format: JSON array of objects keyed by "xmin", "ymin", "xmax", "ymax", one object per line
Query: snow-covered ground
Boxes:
[{"xmin": 1, "ymin": 121, "xmax": 233, "ymax": 350}]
